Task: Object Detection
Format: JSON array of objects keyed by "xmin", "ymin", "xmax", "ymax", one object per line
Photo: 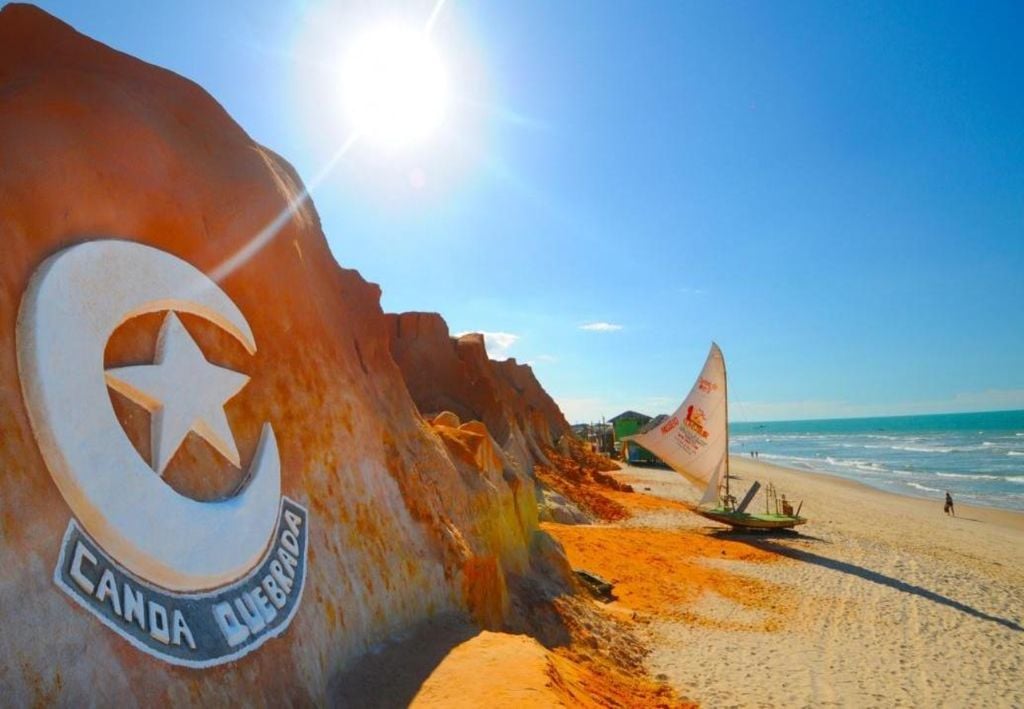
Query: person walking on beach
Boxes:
[{"xmin": 944, "ymin": 491, "xmax": 955, "ymax": 516}]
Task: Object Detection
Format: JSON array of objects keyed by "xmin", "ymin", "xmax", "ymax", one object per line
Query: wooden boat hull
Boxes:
[{"xmin": 696, "ymin": 507, "xmax": 807, "ymax": 530}]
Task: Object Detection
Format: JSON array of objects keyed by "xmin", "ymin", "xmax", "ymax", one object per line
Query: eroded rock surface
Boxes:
[
  {"xmin": 0, "ymin": 4, "xmax": 563, "ymax": 703},
  {"xmin": 386, "ymin": 312, "xmax": 571, "ymax": 475}
]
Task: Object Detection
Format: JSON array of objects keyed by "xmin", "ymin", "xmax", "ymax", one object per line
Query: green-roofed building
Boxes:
[{"xmin": 609, "ymin": 410, "xmax": 660, "ymax": 464}]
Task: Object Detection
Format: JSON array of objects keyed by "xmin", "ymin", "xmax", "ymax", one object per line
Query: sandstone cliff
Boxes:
[
  {"xmin": 386, "ymin": 312, "xmax": 571, "ymax": 476},
  {"xmin": 0, "ymin": 4, "xmax": 567, "ymax": 703}
]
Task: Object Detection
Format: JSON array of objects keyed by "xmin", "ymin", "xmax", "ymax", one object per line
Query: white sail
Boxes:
[
  {"xmin": 629, "ymin": 342, "xmax": 728, "ymax": 505},
  {"xmin": 698, "ymin": 459, "xmax": 724, "ymax": 507}
]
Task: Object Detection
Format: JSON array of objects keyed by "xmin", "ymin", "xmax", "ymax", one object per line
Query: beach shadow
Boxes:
[
  {"xmin": 626, "ymin": 460, "xmax": 672, "ymax": 471},
  {"xmin": 706, "ymin": 528, "xmax": 831, "ymax": 544},
  {"xmin": 704, "ymin": 524, "xmax": 831, "ymax": 540},
  {"xmin": 328, "ymin": 613, "xmax": 481, "ymax": 708},
  {"xmin": 505, "ymin": 570, "xmax": 574, "ymax": 650},
  {"xmin": 329, "ymin": 535, "xmax": 577, "ymax": 707},
  {"xmin": 742, "ymin": 540, "xmax": 1023, "ymax": 632}
]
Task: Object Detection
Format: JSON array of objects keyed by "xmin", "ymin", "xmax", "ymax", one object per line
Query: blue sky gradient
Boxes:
[{"xmin": 28, "ymin": 0, "xmax": 1024, "ymax": 421}]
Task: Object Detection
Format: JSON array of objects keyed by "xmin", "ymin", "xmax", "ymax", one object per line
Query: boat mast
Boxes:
[{"xmin": 722, "ymin": 346, "xmax": 730, "ymax": 505}]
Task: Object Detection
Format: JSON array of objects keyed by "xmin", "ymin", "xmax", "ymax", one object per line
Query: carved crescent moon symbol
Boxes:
[{"xmin": 17, "ymin": 240, "xmax": 280, "ymax": 591}]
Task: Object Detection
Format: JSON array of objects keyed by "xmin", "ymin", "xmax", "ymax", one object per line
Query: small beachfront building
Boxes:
[{"xmin": 609, "ymin": 410, "xmax": 662, "ymax": 464}]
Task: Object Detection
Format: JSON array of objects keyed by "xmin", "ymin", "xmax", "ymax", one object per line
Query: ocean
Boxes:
[{"xmin": 730, "ymin": 409, "xmax": 1024, "ymax": 512}]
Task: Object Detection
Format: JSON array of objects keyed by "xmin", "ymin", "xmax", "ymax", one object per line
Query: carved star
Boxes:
[{"xmin": 105, "ymin": 312, "xmax": 249, "ymax": 475}]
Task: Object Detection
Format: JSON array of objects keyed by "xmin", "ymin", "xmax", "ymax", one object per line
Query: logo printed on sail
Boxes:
[
  {"xmin": 661, "ymin": 416, "xmax": 679, "ymax": 434},
  {"xmin": 684, "ymin": 405, "xmax": 709, "ymax": 438},
  {"xmin": 16, "ymin": 240, "xmax": 309, "ymax": 668},
  {"xmin": 698, "ymin": 377, "xmax": 718, "ymax": 394}
]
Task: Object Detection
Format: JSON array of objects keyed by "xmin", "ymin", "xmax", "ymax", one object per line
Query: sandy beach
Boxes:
[{"xmin": 544, "ymin": 457, "xmax": 1024, "ymax": 707}]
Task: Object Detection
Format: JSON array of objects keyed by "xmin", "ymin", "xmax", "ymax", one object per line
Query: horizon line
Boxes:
[{"xmin": 570, "ymin": 406, "xmax": 1024, "ymax": 427}]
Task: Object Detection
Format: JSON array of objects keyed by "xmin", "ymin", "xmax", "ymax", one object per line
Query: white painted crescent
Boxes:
[{"xmin": 17, "ymin": 240, "xmax": 280, "ymax": 592}]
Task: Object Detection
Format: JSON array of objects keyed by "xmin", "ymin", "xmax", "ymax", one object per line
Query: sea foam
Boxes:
[{"xmin": 730, "ymin": 409, "xmax": 1024, "ymax": 511}]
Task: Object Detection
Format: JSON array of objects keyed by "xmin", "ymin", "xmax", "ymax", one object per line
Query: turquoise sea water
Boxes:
[{"xmin": 730, "ymin": 410, "xmax": 1024, "ymax": 512}]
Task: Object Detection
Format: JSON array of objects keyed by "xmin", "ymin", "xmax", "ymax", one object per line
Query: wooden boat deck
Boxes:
[{"xmin": 696, "ymin": 507, "xmax": 807, "ymax": 530}]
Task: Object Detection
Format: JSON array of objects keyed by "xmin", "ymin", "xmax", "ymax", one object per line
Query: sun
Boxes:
[{"xmin": 340, "ymin": 24, "xmax": 449, "ymax": 150}]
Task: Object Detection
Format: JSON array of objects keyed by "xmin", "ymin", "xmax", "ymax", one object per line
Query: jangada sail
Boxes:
[
  {"xmin": 627, "ymin": 342, "xmax": 807, "ymax": 529},
  {"xmin": 628, "ymin": 343, "xmax": 728, "ymax": 506}
]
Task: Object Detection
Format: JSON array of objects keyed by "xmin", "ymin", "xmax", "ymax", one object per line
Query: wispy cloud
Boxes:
[
  {"xmin": 580, "ymin": 322, "xmax": 623, "ymax": 332},
  {"xmin": 456, "ymin": 330, "xmax": 520, "ymax": 359},
  {"xmin": 678, "ymin": 287, "xmax": 707, "ymax": 296}
]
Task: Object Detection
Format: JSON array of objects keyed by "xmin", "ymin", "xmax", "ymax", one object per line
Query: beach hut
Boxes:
[{"xmin": 610, "ymin": 410, "xmax": 662, "ymax": 464}]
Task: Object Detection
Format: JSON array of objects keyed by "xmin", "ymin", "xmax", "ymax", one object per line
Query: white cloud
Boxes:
[
  {"xmin": 579, "ymin": 322, "xmax": 623, "ymax": 332},
  {"xmin": 456, "ymin": 330, "xmax": 520, "ymax": 359}
]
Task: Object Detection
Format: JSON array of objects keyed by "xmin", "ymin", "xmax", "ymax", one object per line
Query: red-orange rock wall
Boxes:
[
  {"xmin": 0, "ymin": 4, "xmax": 543, "ymax": 703},
  {"xmin": 385, "ymin": 312, "xmax": 571, "ymax": 475}
]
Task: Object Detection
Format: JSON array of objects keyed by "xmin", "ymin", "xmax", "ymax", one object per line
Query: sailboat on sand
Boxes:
[{"xmin": 624, "ymin": 343, "xmax": 806, "ymax": 531}]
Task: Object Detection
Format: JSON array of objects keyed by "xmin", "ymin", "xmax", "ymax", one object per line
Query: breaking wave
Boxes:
[
  {"xmin": 730, "ymin": 411, "xmax": 1024, "ymax": 510},
  {"xmin": 935, "ymin": 472, "xmax": 1003, "ymax": 480},
  {"xmin": 891, "ymin": 445, "xmax": 955, "ymax": 454},
  {"xmin": 905, "ymin": 481, "xmax": 942, "ymax": 493}
]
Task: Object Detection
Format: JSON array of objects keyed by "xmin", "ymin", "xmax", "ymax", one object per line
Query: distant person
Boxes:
[{"xmin": 944, "ymin": 491, "xmax": 955, "ymax": 517}]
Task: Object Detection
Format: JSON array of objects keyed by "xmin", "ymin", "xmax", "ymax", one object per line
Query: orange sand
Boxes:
[
  {"xmin": 411, "ymin": 631, "xmax": 690, "ymax": 708},
  {"xmin": 410, "ymin": 454, "xmax": 799, "ymax": 707},
  {"xmin": 538, "ymin": 450, "xmax": 790, "ymax": 629},
  {"xmin": 602, "ymin": 488, "xmax": 692, "ymax": 513},
  {"xmin": 544, "ymin": 523, "xmax": 789, "ymax": 630}
]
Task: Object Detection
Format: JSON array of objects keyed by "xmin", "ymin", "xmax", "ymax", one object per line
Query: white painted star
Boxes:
[{"xmin": 105, "ymin": 312, "xmax": 249, "ymax": 475}]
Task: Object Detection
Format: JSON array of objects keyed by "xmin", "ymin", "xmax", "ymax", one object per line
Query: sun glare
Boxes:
[{"xmin": 340, "ymin": 25, "xmax": 449, "ymax": 150}]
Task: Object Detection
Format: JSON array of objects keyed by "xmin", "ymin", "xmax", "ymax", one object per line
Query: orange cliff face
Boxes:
[
  {"xmin": 0, "ymin": 4, "xmax": 565, "ymax": 702},
  {"xmin": 386, "ymin": 311, "xmax": 571, "ymax": 474},
  {"xmin": 385, "ymin": 311, "xmax": 634, "ymax": 525}
]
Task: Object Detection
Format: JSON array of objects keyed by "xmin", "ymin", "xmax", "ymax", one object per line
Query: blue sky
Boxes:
[{"xmin": 29, "ymin": 0, "xmax": 1024, "ymax": 422}]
